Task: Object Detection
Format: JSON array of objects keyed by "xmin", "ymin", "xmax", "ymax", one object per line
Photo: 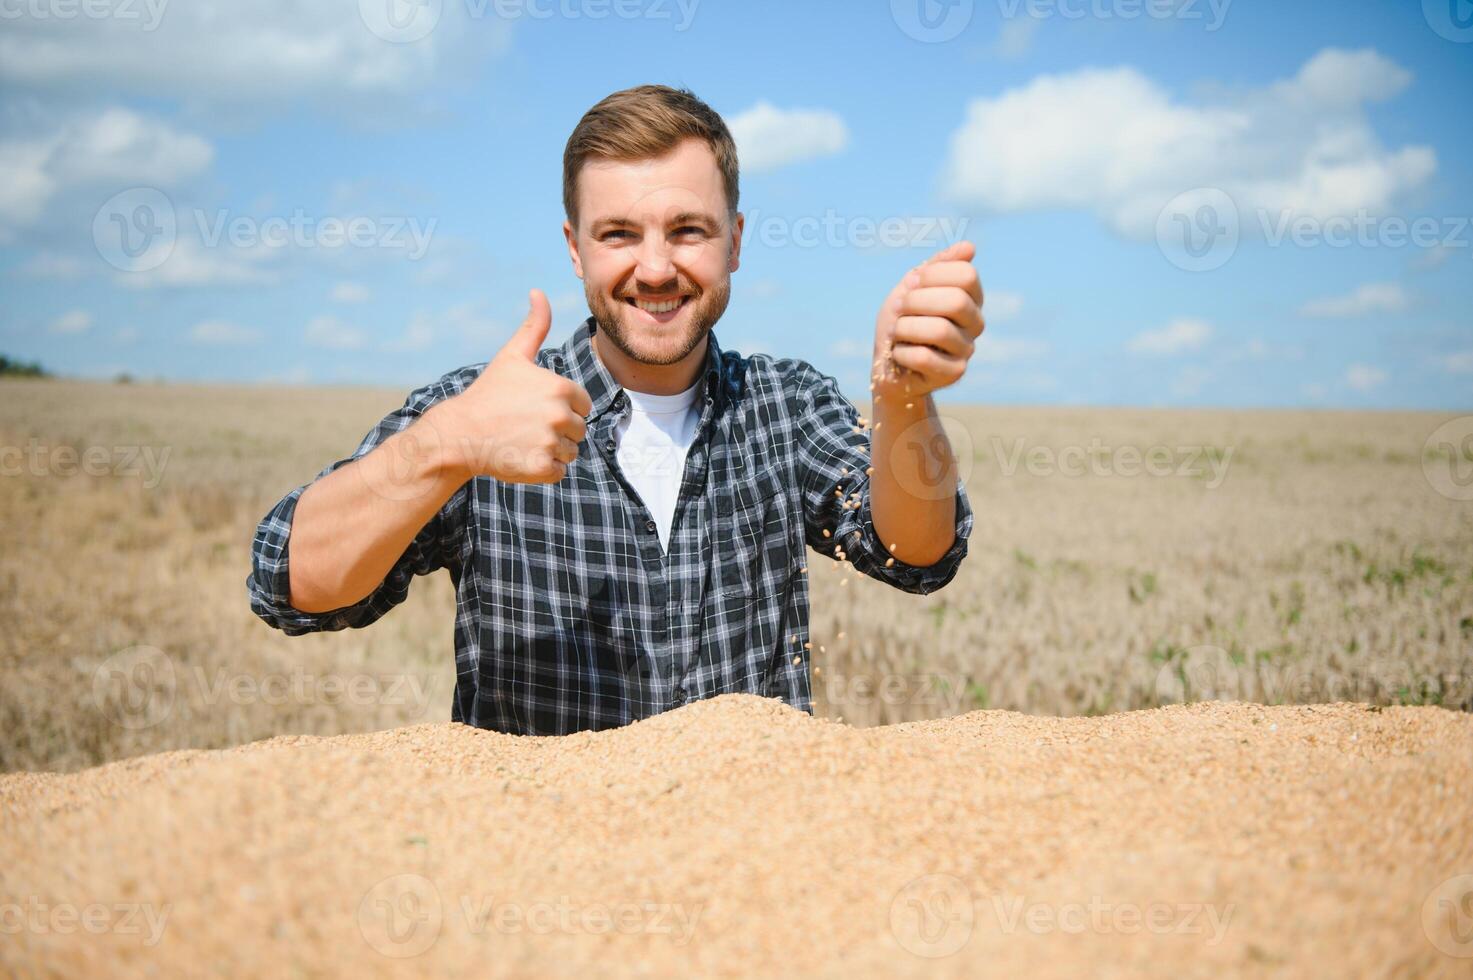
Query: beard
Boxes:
[{"xmin": 586, "ymin": 273, "xmax": 731, "ymax": 367}]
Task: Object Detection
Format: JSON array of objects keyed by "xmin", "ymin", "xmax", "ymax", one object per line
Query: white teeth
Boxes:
[{"xmin": 632, "ymin": 297, "xmax": 685, "ymax": 314}]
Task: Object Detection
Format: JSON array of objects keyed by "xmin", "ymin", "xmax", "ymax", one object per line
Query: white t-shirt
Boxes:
[{"xmin": 613, "ymin": 378, "xmax": 703, "ymax": 552}]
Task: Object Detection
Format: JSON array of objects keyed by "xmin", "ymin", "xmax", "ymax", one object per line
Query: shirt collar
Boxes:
[{"xmin": 556, "ymin": 315, "xmax": 728, "ymax": 422}]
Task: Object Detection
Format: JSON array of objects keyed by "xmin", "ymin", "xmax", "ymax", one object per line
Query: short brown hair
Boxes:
[{"xmin": 562, "ymin": 84, "xmax": 740, "ymax": 231}]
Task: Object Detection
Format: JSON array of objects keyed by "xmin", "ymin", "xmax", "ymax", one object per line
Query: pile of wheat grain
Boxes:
[{"xmin": 3, "ymin": 694, "xmax": 1471, "ymax": 978}]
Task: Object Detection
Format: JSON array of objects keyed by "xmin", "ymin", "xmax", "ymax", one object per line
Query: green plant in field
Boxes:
[
  {"xmin": 1362, "ymin": 551, "xmax": 1453, "ymax": 595},
  {"xmin": 1128, "ymin": 571, "xmax": 1158, "ymax": 604}
]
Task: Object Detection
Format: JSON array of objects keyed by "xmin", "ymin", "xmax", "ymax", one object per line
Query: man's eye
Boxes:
[
  {"xmin": 602, "ymin": 230, "xmax": 633, "ymax": 241},
  {"xmin": 674, "ymin": 226, "xmax": 705, "ymax": 237}
]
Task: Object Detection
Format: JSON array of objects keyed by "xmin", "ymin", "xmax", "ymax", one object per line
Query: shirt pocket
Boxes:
[{"xmin": 715, "ymin": 468, "xmax": 791, "ymax": 599}]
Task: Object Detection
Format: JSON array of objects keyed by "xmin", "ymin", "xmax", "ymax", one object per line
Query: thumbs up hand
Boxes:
[
  {"xmin": 430, "ymin": 289, "xmax": 594, "ymax": 485},
  {"xmin": 871, "ymin": 240, "xmax": 985, "ymax": 404}
]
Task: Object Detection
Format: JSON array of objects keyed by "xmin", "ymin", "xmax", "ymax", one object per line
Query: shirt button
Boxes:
[
  {"xmin": 645, "ymin": 519, "xmax": 658, "ymax": 533},
  {"xmin": 605, "ymin": 439, "xmax": 616, "ymax": 452},
  {"xmin": 673, "ymin": 687, "xmax": 687, "ymax": 704}
]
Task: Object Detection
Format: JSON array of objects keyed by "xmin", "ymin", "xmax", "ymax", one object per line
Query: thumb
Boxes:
[
  {"xmin": 501, "ymin": 288, "xmax": 552, "ymax": 361},
  {"xmin": 923, "ymin": 240, "xmax": 975, "ymax": 265}
]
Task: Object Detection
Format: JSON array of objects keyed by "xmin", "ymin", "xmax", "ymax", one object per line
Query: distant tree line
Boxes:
[{"xmin": 0, "ymin": 354, "xmax": 49, "ymax": 378}]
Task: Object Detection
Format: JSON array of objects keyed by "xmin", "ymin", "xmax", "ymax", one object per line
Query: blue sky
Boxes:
[{"xmin": 1, "ymin": 0, "xmax": 1470, "ymax": 408}]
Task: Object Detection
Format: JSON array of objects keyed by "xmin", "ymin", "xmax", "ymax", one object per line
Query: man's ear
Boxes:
[
  {"xmin": 728, "ymin": 211, "xmax": 743, "ymax": 273},
  {"xmin": 563, "ymin": 219, "xmax": 584, "ymax": 279}
]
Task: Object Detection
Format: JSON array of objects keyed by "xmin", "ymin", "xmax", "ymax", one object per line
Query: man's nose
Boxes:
[{"xmin": 633, "ymin": 236, "xmax": 677, "ymax": 287}]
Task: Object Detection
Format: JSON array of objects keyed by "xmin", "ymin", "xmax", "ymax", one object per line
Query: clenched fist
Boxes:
[
  {"xmin": 871, "ymin": 240, "xmax": 985, "ymax": 405},
  {"xmin": 429, "ymin": 288, "xmax": 594, "ymax": 485}
]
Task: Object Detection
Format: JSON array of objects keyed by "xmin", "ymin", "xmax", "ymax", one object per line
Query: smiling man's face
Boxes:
[{"xmin": 564, "ymin": 137, "xmax": 742, "ymax": 390}]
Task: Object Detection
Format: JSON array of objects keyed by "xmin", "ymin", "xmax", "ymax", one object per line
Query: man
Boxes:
[{"xmin": 248, "ymin": 84, "xmax": 984, "ymax": 735}]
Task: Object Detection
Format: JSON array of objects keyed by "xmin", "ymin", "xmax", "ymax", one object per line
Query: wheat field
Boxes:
[{"xmin": 2, "ymin": 376, "xmax": 1469, "ymax": 773}]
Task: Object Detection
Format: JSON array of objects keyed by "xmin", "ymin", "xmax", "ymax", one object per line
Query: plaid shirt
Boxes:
[{"xmin": 248, "ymin": 316, "xmax": 973, "ymax": 735}]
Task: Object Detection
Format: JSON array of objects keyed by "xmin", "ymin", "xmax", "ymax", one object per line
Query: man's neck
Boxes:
[{"xmin": 593, "ymin": 329, "xmax": 707, "ymax": 396}]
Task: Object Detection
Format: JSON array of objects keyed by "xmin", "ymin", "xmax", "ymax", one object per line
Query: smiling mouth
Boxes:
[{"xmin": 624, "ymin": 295, "xmax": 692, "ymax": 315}]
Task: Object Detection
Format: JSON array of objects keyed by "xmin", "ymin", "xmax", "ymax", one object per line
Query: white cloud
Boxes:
[
  {"xmin": 1129, "ymin": 318, "xmax": 1212, "ymax": 355},
  {"xmin": 13, "ymin": 251, "xmax": 87, "ymax": 279},
  {"xmin": 1438, "ymin": 351, "xmax": 1473, "ymax": 374},
  {"xmin": 331, "ymin": 281, "xmax": 370, "ymax": 303},
  {"xmin": 1299, "ymin": 282, "xmax": 1408, "ymax": 318},
  {"xmin": 382, "ymin": 314, "xmax": 434, "ymax": 353},
  {"xmin": 986, "ymin": 290, "xmax": 1023, "ymax": 320},
  {"xmin": 305, "ymin": 314, "xmax": 367, "ymax": 351},
  {"xmin": 189, "ymin": 320, "xmax": 261, "ymax": 346},
  {"xmin": 116, "ymin": 237, "xmax": 280, "ymax": 289},
  {"xmin": 1345, "ymin": 364, "xmax": 1386, "ymax": 391},
  {"xmin": 0, "ymin": 108, "xmax": 212, "ymax": 236},
  {"xmin": 0, "ymin": 0, "xmax": 511, "ymax": 114},
  {"xmin": 113, "ymin": 326, "xmax": 140, "ymax": 345},
  {"xmin": 941, "ymin": 49, "xmax": 1435, "ymax": 239},
  {"xmin": 729, "ymin": 101, "xmax": 849, "ymax": 173},
  {"xmin": 48, "ymin": 310, "xmax": 92, "ymax": 335}
]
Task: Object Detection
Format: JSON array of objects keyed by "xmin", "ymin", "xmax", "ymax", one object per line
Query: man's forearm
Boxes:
[
  {"xmin": 869, "ymin": 393, "xmax": 959, "ymax": 567},
  {"xmin": 287, "ymin": 405, "xmax": 467, "ymax": 613}
]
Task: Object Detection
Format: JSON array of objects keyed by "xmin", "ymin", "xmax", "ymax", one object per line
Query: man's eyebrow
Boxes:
[{"xmin": 588, "ymin": 211, "xmax": 721, "ymax": 234}]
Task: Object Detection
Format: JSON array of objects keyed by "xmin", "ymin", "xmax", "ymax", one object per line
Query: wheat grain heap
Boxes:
[{"xmin": 3, "ymin": 695, "xmax": 1471, "ymax": 978}]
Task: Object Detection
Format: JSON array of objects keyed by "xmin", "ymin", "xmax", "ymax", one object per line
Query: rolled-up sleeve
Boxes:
[
  {"xmin": 247, "ymin": 372, "xmax": 474, "ymax": 635},
  {"xmin": 788, "ymin": 361, "xmax": 972, "ymax": 595}
]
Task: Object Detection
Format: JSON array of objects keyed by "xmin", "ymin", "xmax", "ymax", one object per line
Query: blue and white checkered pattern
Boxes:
[{"xmin": 248, "ymin": 316, "xmax": 973, "ymax": 735}]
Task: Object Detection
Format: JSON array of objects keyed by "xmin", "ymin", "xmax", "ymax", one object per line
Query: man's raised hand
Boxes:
[
  {"xmin": 429, "ymin": 288, "xmax": 593, "ymax": 485},
  {"xmin": 871, "ymin": 240, "xmax": 985, "ymax": 404}
]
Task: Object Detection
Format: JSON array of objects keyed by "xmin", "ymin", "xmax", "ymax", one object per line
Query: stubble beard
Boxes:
[{"xmin": 586, "ymin": 274, "xmax": 731, "ymax": 367}]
